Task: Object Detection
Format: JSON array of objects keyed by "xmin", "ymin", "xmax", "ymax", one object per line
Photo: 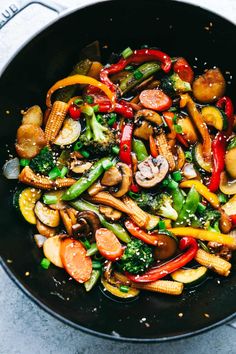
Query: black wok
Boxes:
[{"xmin": 1, "ymin": 0, "xmax": 236, "ymax": 342}]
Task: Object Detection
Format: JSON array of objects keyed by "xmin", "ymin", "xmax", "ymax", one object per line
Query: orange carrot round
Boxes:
[
  {"xmin": 139, "ymin": 89, "xmax": 172, "ymax": 111},
  {"xmin": 95, "ymin": 228, "xmax": 123, "ymax": 261}
]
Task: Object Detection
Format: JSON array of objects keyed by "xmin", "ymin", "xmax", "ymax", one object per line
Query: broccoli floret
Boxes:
[
  {"xmin": 134, "ymin": 192, "xmax": 178, "ymax": 221},
  {"xmin": 119, "ymin": 239, "xmax": 154, "ymax": 274},
  {"xmin": 80, "ymin": 111, "xmax": 116, "ymax": 154},
  {"xmin": 30, "ymin": 147, "xmax": 55, "ymax": 175},
  {"xmin": 200, "ymin": 209, "xmax": 221, "ymax": 231},
  {"xmin": 161, "ymin": 73, "xmax": 191, "ymax": 97}
]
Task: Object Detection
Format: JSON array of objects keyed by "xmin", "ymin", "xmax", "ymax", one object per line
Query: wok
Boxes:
[{"xmin": 1, "ymin": 0, "xmax": 236, "ymax": 342}]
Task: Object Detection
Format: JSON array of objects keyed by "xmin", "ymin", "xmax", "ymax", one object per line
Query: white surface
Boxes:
[{"xmin": 1, "ymin": 0, "xmax": 236, "ymax": 353}]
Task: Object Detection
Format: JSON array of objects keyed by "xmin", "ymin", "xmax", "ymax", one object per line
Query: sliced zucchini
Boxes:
[
  {"xmin": 19, "ymin": 188, "xmax": 41, "ymax": 224},
  {"xmin": 171, "ymin": 266, "xmax": 207, "ymax": 285},
  {"xmin": 201, "ymin": 106, "xmax": 227, "ymax": 131},
  {"xmin": 54, "ymin": 118, "xmax": 81, "ymax": 146},
  {"xmin": 193, "ymin": 143, "xmax": 212, "ymax": 173},
  {"xmin": 146, "ymin": 214, "xmax": 160, "ymax": 231}
]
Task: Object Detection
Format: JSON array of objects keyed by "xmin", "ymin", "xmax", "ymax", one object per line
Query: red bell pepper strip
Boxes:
[
  {"xmin": 124, "ymin": 220, "xmax": 159, "ymax": 246},
  {"xmin": 119, "ymin": 122, "xmax": 133, "ymax": 166},
  {"xmin": 173, "ymin": 57, "xmax": 194, "ymax": 83},
  {"xmin": 100, "ymin": 49, "xmax": 172, "ymax": 92},
  {"xmin": 149, "ymin": 135, "xmax": 158, "ymax": 158},
  {"xmin": 163, "ymin": 111, "xmax": 189, "ymax": 147},
  {"xmin": 208, "ymin": 96, "xmax": 234, "ymax": 192},
  {"xmin": 230, "ymin": 215, "xmax": 236, "ymax": 229},
  {"xmin": 126, "ymin": 237, "xmax": 198, "ymax": 283}
]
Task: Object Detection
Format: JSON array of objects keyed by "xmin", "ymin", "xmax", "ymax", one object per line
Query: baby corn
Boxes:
[
  {"xmin": 133, "ymin": 280, "xmax": 184, "ymax": 296},
  {"xmin": 195, "ymin": 249, "xmax": 231, "ymax": 276},
  {"xmin": 45, "ymin": 101, "xmax": 68, "ymax": 144},
  {"xmin": 19, "ymin": 166, "xmax": 75, "ymax": 190},
  {"xmin": 156, "ymin": 132, "xmax": 176, "ymax": 171}
]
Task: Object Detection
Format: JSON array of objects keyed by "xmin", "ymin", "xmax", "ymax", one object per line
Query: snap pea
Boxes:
[
  {"xmin": 167, "ymin": 177, "xmax": 185, "ymax": 214},
  {"xmin": 62, "ymin": 157, "xmax": 111, "ymax": 201},
  {"xmin": 55, "ymin": 58, "xmax": 92, "ymax": 102},
  {"xmin": 119, "ymin": 61, "xmax": 160, "ymax": 94},
  {"xmin": 132, "ymin": 139, "xmax": 148, "ymax": 162},
  {"xmin": 70, "ymin": 199, "xmax": 131, "ymax": 243},
  {"xmin": 174, "ymin": 186, "xmax": 200, "ymax": 227},
  {"xmin": 86, "ymin": 243, "xmax": 98, "ymax": 257},
  {"xmin": 84, "ymin": 270, "xmax": 101, "ymax": 292}
]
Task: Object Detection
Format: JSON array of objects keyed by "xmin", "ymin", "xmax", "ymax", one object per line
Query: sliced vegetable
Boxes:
[
  {"xmin": 3, "ymin": 157, "xmax": 20, "ymax": 179},
  {"xmin": 225, "ymin": 147, "xmax": 236, "ymax": 179},
  {"xmin": 60, "ymin": 238, "xmax": 92, "ymax": 283},
  {"xmin": 15, "ymin": 124, "xmax": 46, "ymax": 159},
  {"xmin": 21, "ymin": 105, "xmax": 43, "ymax": 126},
  {"xmin": 193, "ymin": 143, "xmax": 212, "ymax": 172},
  {"xmin": 201, "ymin": 106, "xmax": 227, "ymax": 131},
  {"xmin": 173, "ymin": 57, "xmax": 194, "ymax": 83},
  {"xmin": 135, "ymin": 155, "xmax": 169, "ymax": 188},
  {"xmin": 19, "ymin": 188, "xmax": 41, "ymax": 224},
  {"xmin": 195, "ymin": 249, "xmax": 231, "ymax": 276},
  {"xmin": 132, "ymin": 139, "xmax": 149, "ymax": 162},
  {"xmin": 54, "ymin": 118, "xmax": 81, "ymax": 145},
  {"xmin": 84, "ymin": 270, "xmax": 101, "ymax": 291},
  {"xmin": 95, "ymin": 228, "xmax": 123, "ymax": 261},
  {"xmin": 175, "ymin": 186, "xmax": 200, "ymax": 226},
  {"xmin": 43, "ymin": 235, "xmax": 64, "ymax": 268},
  {"xmin": 34, "ymin": 234, "xmax": 47, "ymax": 248},
  {"xmin": 101, "ymin": 277, "xmax": 139, "ymax": 298},
  {"xmin": 124, "ymin": 219, "xmax": 159, "ymax": 246},
  {"xmin": 171, "ymin": 266, "xmax": 207, "ymax": 285},
  {"xmin": 34, "ymin": 201, "xmax": 60, "ymax": 227},
  {"xmin": 177, "ymin": 117, "xmax": 198, "ymax": 145},
  {"xmin": 222, "ymin": 195, "xmax": 236, "ymax": 216},
  {"xmin": 180, "ymin": 180, "xmax": 220, "ymax": 208},
  {"xmin": 36, "ymin": 219, "xmax": 57, "ymax": 238},
  {"xmin": 219, "ymin": 172, "xmax": 236, "ymax": 195},
  {"xmin": 153, "ymin": 233, "xmax": 178, "ymax": 260},
  {"xmin": 139, "ymin": 89, "xmax": 172, "ymax": 111}
]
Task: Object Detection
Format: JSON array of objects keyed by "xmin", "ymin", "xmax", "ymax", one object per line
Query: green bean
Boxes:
[
  {"xmin": 119, "ymin": 61, "xmax": 160, "ymax": 94},
  {"xmin": 132, "ymin": 139, "xmax": 148, "ymax": 162},
  {"xmin": 55, "ymin": 58, "xmax": 92, "ymax": 102},
  {"xmin": 84, "ymin": 270, "xmax": 101, "ymax": 292},
  {"xmin": 70, "ymin": 199, "xmax": 131, "ymax": 243},
  {"xmin": 86, "ymin": 243, "xmax": 98, "ymax": 256},
  {"xmin": 62, "ymin": 157, "xmax": 111, "ymax": 201}
]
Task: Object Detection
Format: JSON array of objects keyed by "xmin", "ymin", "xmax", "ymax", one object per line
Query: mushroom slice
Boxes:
[
  {"xmin": 87, "ymin": 180, "xmax": 106, "ymax": 196},
  {"xmin": 135, "ymin": 109, "xmax": 163, "ymax": 126},
  {"xmin": 101, "ymin": 166, "xmax": 122, "ymax": 186},
  {"xmin": 99, "ymin": 206, "xmax": 122, "ymax": 221},
  {"xmin": 222, "ymin": 195, "xmax": 236, "ymax": 216},
  {"xmin": 219, "ymin": 172, "xmax": 236, "ymax": 195},
  {"xmin": 22, "ymin": 105, "xmax": 43, "ymax": 126},
  {"xmin": 43, "ymin": 235, "xmax": 64, "ymax": 268},
  {"xmin": 72, "ymin": 211, "xmax": 101, "ymax": 241},
  {"xmin": 54, "ymin": 118, "xmax": 81, "ymax": 146},
  {"xmin": 35, "ymin": 201, "xmax": 60, "ymax": 227},
  {"xmin": 111, "ymin": 163, "xmax": 132, "ymax": 198},
  {"xmin": 135, "ymin": 155, "xmax": 169, "ymax": 188},
  {"xmin": 134, "ymin": 120, "xmax": 154, "ymax": 140},
  {"xmin": 36, "ymin": 219, "xmax": 57, "ymax": 238},
  {"xmin": 71, "ymin": 161, "xmax": 93, "ymax": 174}
]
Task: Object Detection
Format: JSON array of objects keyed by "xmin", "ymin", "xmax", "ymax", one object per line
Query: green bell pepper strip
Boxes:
[
  {"xmin": 167, "ymin": 177, "xmax": 184, "ymax": 214},
  {"xmin": 84, "ymin": 270, "xmax": 101, "ymax": 292},
  {"xmin": 55, "ymin": 58, "xmax": 92, "ymax": 102},
  {"xmin": 174, "ymin": 186, "xmax": 200, "ymax": 226},
  {"xmin": 62, "ymin": 157, "xmax": 111, "ymax": 201},
  {"xmin": 119, "ymin": 61, "xmax": 161, "ymax": 94},
  {"xmin": 70, "ymin": 199, "xmax": 131, "ymax": 243},
  {"xmin": 132, "ymin": 139, "xmax": 148, "ymax": 162}
]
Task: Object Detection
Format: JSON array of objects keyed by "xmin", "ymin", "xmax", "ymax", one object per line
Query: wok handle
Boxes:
[{"xmin": 0, "ymin": 0, "xmax": 67, "ymax": 29}]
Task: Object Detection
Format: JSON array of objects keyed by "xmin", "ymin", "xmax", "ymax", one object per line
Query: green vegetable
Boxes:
[
  {"xmin": 92, "ymin": 260, "xmax": 102, "ymax": 269},
  {"xmin": 60, "ymin": 166, "xmax": 68, "ymax": 178},
  {"xmin": 175, "ymin": 186, "xmax": 200, "ymax": 226},
  {"xmin": 167, "ymin": 178, "xmax": 185, "ymax": 214},
  {"xmin": 161, "ymin": 72, "xmax": 191, "ymax": 97},
  {"xmin": 80, "ymin": 110, "xmax": 116, "ymax": 155},
  {"xmin": 193, "ymin": 143, "xmax": 212, "ymax": 173},
  {"xmin": 217, "ymin": 193, "xmax": 227, "ymax": 204},
  {"xmin": 80, "ymin": 149, "xmax": 90, "ymax": 158},
  {"xmin": 171, "ymin": 266, "xmax": 208, "ymax": 285},
  {"xmin": 119, "ymin": 61, "xmax": 160, "ymax": 94},
  {"xmin": 121, "ymin": 47, "xmax": 133, "ymax": 59},
  {"xmin": 85, "ymin": 95, "xmax": 94, "ymax": 104},
  {"xmin": 200, "ymin": 208, "xmax": 221, "ymax": 230},
  {"xmin": 172, "ymin": 171, "xmax": 182, "ymax": 182},
  {"xmin": 30, "ymin": 147, "xmax": 55, "ymax": 175},
  {"xmin": 158, "ymin": 220, "xmax": 166, "ymax": 231},
  {"xmin": 49, "ymin": 166, "xmax": 61, "ymax": 180},
  {"xmin": 196, "ymin": 202, "xmax": 207, "ymax": 214},
  {"xmin": 43, "ymin": 194, "xmax": 58, "ymax": 205},
  {"xmin": 146, "ymin": 214, "xmax": 160, "ymax": 231},
  {"xmin": 174, "ymin": 124, "xmax": 183, "ymax": 133},
  {"xmin": 132, "ymin": 139, "xmax": 148, "ymax": 162},
  {"xmin": 227, "ymin": 136, "xmax": 236, "ymax": 150},
  {"xmin": 107, "ymin": 112, "xmax": 117, "ymax": 126},
  {"xmin": 86, "ymin": 243, "xmax": 98, "ymax": 256},
  {"xmin": 84, "ymin": 270, "xmax": 101, "ymax": 292},
  {"xmin": 70, "ymin": 199, "xmax": 131, "ymax": 243},
  {"xmin": 73, "ymin": 141, "xmax": 83, "ymax": 151},
  {"xmin": 119, "ymin": 285, "xmax": 130, "ymax": 293},
  {"xmin": 198, "ymin": 240, "xmax": 210, "ymax": 253},
  {"xmin": 40, "ymin": 258, "xmax": 50, "ymax": 269},
  {"xmin": 57, "ymin": 150, "xmax": 70, "ymax": 168},
  {"xmin": 119, "ymin": 239, "xmax": 154, "ymax": 274},
  {"xmin": 62, "ymin": 157, "xmax": 111, "ymax": 201},
  {"xmin": 54, "ymin": 58, "xmax": 92, "ymax": 102},
  {"xmin": 185, "ymin": 151, "xmax": 192, "ymax": 163},
  {"xmin": 208, "ymin": 220, "xmax": 220, "ymax": 233},
  {"xmin": 93, "ymin": 104, "xmax": 100, "ymax": 112},
  {"xmin": 112, "ymin": 146, "xmax": 120, "ymax": 155},
  {"xmin": 20, "ymin": 159, "xmax": 30, "ymax": 167},
  {"xmin": 102, "ymin": 160, "xmax": 114, "ymax": 171},
  {"xmin": 201, "ymin": 106, "xmax": 227, "ymax": 131},
  {"xmin": 81, "ymin": 239, "xmax": 91, "ymax": 250}
]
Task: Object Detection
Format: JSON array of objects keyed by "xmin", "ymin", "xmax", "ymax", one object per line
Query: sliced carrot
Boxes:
[
  {"xmin": 60, "ymin": 238, "xmax": 92, "ymax": 283},
  {"xmin": 95, "ymin": 228, "xmax": 123, "ymax": 261},
  {"xmin": 139, "ymin": 89, "xmax": 172, "ymax": 111},
  {"xmin": 149, "ymin": 135, "xmax": 158, "ymax": 158},
  {"xmin": 163, "ymin": 111, "xmax": 189, "ymax": 148},
  {"xmin": 124, "ymin": 219, "xmax": 159, "ymax": 246}
]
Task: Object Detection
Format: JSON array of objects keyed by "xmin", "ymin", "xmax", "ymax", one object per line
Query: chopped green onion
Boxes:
[
  {"xmin": 43, "ymin": 194, "xmax": 58, "ymax": 205},
  {"xmin": 40, "ymin": 258, "xmax": 50, "ymax": 269},
  {"xmin": 198, "ymin": 240, "xmax": 210, "ymax": 253},
  {"xmin": 20, "ymin": 159, "xmax": 30, "ymax": 167},
  {"xmin": 92, "ymin": 260, "xmax": 102, "ymax": 269},
  {"xmin": 74, "ymin": 141, "xmax": 83, "ymax": 151},
  {"xmin": 133, "ymin": 70, "xmax": 143, "ymax": 80},
  {"xmin": 124, "ymin": 65, "xmax": 134, "ymax": 71},
  {"xmin": 173, "ymin": 114, "xmax": 178, "ymax": 124},
  {"xmin": 96, "ymin": 114, "xmax": 103, "ymax": 123},
  {"xmin": 80, "ymin": 150, "xmax": 90, "ymax": 158},
  {"xmin": 107, "ymin": 112, "xmax": 117, "ymax": 126},
  {"xmin": 140, "ymin": 44, "xmax": 149, "ymax": 49},
  {"xmin": 112, "ymin": 146, "xmax": 120, "ymax": 155},
  {"xmin": 162, "ymin": 178, "xmax": 170, "ymax": 187},
  {"xmin": 121, "ymin": 47, "xmax": 133, "ymax": 59},
  {"xmin": 227, "ymin": 136, "xmax": 236, "ymax": 150},
  {"xmin": 119, "ymin": 285, "xmax": 130, "ymax": 293},
  {"xmin": 86, "ymin": 243, "xmax": 98, "ymax": 256},
  {"xmin": 74, "ymin": 98, "xmax": 84, "ymax": 106},
  {"xmin": 197, "ymin": 202, "xmax": 207, "ymax": 214},
  {"xmin": 81, "ymin": 105, "xmax": 94, "ymax": 116},
  {"xmin": 168, "ymin": 107, "xmax": 177, "ymax": 112},
  {"xmin": 185, "ymin": 151, "xmax": 192, "ymax": 162},
  {"xmin": 217, "ymin": 193, "xmax": 227, "ymax": 204},
  {"xmin": 158, "ymin": 220, "xmax": 166, "ymax": 231},
  {"xmin": 93, "ymin": 104, "xmax": 100, "ymax": 112},
  {"xmin": 174, "ymin": 124, "xmax": 182, "ymax": 133},
  {"xmin": 102, "ymin": 160, "xmax": 114, "ymax": 171},
  {"xmin": 128, "ymin": 191, "xmax": 141, "ymax": 199},
  {"xmin": 85, "ymin": 95, "xmax": 94, "ymax": 104},
  {"xmin": 49, "ymin": 166, "xmax": 61, "ymax": 180},
  {"xmin": 172, "ymin": 171, "xmax": 182, "ymax": 182},
  {"xmin": 82, "ymin": 239, "xmax": 91, "ymax": 250},
  {"xmin": 60, "ymin": 166, "xmax": 68, "ymax": 178}
]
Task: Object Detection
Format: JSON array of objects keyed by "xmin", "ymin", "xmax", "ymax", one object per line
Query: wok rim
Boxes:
[{"xmin": 1, "ymin": 0, "xmax": 236, "ymax": 342}]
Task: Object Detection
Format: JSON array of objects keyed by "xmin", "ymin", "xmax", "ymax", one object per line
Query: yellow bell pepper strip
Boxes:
[
  {"xmin": 180, "ymin": 94, "xmax": 212, "ymax": 163},
  {"xmin": 169, "ymin": 227, "xmax": 236, "ymax": 249},
  {"xmin": 46, "ymin": 75, "xmax": 116, "ymax": 109},
  {"xmin": 101, "ymin": 277, "xmax": 139, "ymax": 298},
  {"xmin": 180, "ymin": 180, "xmax": 220, "ymax": 209}
]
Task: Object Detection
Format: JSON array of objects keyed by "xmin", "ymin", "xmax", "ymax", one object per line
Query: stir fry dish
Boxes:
[{"xmin": 4, "ymin": 43, "xmax": 236, "ymax": 299}]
